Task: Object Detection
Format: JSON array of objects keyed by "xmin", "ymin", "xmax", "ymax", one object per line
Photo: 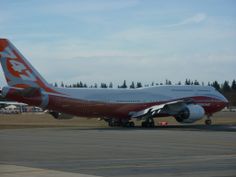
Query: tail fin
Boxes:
[{"xmin": 0, "ymin": 39, "xmax": 55, "ymax": 93}]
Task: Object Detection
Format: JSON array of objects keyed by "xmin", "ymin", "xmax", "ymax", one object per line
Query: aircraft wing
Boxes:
[{"xmin": 130, "ymin": 99, "xmax": 193, "ymax": 118}]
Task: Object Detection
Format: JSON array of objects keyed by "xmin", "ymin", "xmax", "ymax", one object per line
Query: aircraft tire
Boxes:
[
  {"xmin": 108, "ymin": 121, "xmax": 114, "ymax": 127},
  {"xmin": 149, "ymin": 122, "xmax": 155, "ymax": 128},
  {"xmin": 205, "ymin": 119, "xmax": 212, "ymax": 125},
  {"xmin": 141, "ymin": 121, "xmax": 147, "ymax": 127},
  {"xmin": 129, "ymin": 122, "xmax": 135, "ymax": 127}
]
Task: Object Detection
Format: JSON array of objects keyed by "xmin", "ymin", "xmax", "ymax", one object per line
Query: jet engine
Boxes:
[{"xmin": 175, "ymin": 104, "xmax": 205, "ymax": 123}]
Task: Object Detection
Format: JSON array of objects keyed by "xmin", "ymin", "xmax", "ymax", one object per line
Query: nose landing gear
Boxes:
[{"xmin": 205, "ymin": 115, "xmax": 212, "ymax": 125}]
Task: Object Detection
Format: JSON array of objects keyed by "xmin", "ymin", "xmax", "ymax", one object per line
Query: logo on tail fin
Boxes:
[
  {"xmin": 7, "ymin": 56, "xmax": 37, "ymax": 81},
  {"xmin": 1, "ymin": 45, "xmax": 38, "ymax": 83},
  {"xmin": 0, "ymin": 39, "xmax": 63, "ymax": 95}
]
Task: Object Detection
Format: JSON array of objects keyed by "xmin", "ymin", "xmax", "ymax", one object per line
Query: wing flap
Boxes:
[{"xmin": 130, "ymin": 100, "xmax": 190, "ymax": 118}]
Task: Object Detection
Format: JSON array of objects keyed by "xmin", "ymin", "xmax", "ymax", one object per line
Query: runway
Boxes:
[{"xmin": 0, "ymin": 125, "xmax": 236, "ymax": 177}]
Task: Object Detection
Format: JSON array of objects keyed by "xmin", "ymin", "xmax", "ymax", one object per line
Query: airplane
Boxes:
[
  {"xmin": 0, "ymin": 101, "xmax": 27, "ymax": 114},
  {"xmin": 0, "ymin": 38, "xmax": 228, "ymax": 127},
  {"xmin": 0, "ymin": 101, "xmax": 27, "ymax": 108}
]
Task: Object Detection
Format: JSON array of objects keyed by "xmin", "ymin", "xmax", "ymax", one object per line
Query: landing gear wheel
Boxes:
[
  {"xmin": 205, "ymin": 119, "xmax": 212, "ymax": 125},
  {"xmin": 129, "ymin": 122, "xmax": 135, "ymax": 127},
  {"xmin": 141, "ymin": 120, "xmax": 155, "ymax": 128},
  {"xmin": 149, "ymin": 121, "xmax": 155, "ymax": 128},
  {"xmin": 108, "ymin": 121, "xmax": 114, "ymax": 127},
  {"xmin": 141, "ymin": 121, "xmax": 147, "ymax": 127}
]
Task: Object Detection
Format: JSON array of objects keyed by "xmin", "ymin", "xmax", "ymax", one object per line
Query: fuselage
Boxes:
[{"xmin": 39, "ymin": 85, "xmax": 227, "ymax": 119}]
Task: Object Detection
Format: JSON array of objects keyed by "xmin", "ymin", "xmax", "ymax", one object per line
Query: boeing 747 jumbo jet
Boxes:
[{"xmin": 0, "ymin": 39, "xmax": 228, "ymax": 127}]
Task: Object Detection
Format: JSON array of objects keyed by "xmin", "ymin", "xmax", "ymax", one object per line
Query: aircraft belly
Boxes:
[{"xmin": 47, "ymin": 95, "xmax": 127, "ymax": 118}]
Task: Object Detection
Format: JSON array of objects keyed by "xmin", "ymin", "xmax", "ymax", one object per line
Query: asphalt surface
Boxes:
[{"xmin": 0, "ymin": 125, "xmax": 236, "ymax": 177}]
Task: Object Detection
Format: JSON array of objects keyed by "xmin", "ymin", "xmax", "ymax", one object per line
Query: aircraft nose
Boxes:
[
  {"xmin": 222, "ymin": 95, "xmax": 228, "ymax": 103},
  {"xmin": 223, "ymin": 99, "xmax": 229, "ymax": 107},
  {"xmin": 221, "ymin": 96, "xmax": 229, "ymax": 108},
  {"xmin": 216, "ymin": 92, "xmax": 229, "ymax": 109}
]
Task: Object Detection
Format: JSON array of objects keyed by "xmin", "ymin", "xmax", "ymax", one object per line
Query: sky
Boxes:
[{"xmin": 0, "ymin": 0, "xmax": 236, "ymax": 87}]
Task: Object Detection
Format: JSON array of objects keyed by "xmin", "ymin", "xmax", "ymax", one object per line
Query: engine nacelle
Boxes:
[{"xmin": 175, "ymin": 104, "xmax": 205, "ymax": 123}]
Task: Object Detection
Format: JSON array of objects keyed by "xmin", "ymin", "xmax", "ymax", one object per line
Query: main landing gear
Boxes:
[
  {"xmin": 205, "ymin": 115, "xmax": 212, "ymax": 125},
  {"xmin": 106, "ymin": 117, "xmax": 156, "ymax": 128},
  {"xmin": 107, "ymin": 119, "xmax": 135, "ymax": 127},
  {"xmin": 141, "ymin": 117, "xmax": 155, "ymax": 128}
]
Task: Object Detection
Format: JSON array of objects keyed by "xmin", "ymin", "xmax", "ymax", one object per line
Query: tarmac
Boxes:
[{"xmin": 0, "ymin": 125, "xmax": 236, "ymax": 177}]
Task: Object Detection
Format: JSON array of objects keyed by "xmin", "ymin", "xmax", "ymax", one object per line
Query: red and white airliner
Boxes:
[{"xmin": 0, "ymin": 39, "xmax": 228, "ymax": 127}]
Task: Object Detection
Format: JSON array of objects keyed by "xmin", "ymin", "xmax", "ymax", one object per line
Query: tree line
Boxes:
[{"xmin": 54, "ymin": 79, "xmax": 236, "ymax": 92}]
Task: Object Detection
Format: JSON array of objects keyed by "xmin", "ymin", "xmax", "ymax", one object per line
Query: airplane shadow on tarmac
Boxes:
[{"xmin": 67, "ymin": 124, "xmax": 236, "ymax": 132}]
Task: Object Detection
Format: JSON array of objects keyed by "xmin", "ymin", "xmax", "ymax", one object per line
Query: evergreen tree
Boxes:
[
  {"xmin": 136, "ymin": 82, "xmax": 142, "ymax": 88},
  {"xmin": 165, "ymin": 79, "xmax": 172, "ymax": 85},
  {"xmin": 165, "ymin": 80, "xmax": 168, "ymax": 85},
  {"xmin": 231, "ymin": 80, "xmax": 236, "ymax": 90},
  {"xmin": 109, "ymin": 82, "xmax": 113, "ymax": 88},
  {"xmin": 211, "ymin": 81, "xmax": 220, "ymax": 91},
  {"xmin": 54, "ymin": 82, "xmax": 58, "ymax": 87},
  {"xmin": 79, "ymin": 81, "xmax": 83, "ymax": 88},
  {"xmin": 61, "ymin": 82, "xmax": 64, "ymax": 87},
  {"xmin": 185, "ymin": 79, "xmax": 190, "ymax": 85},
  {"xmin": 222, "ymin": 81, "xmax": 231, "ymax": 92},
  {"xmin": 100, "ymin": 83, "xmax": 107, "ymax": 88},
  {"xmin": 194, "ymin": 80, "xmax": 199, "ymax": 85},
  {"xmin": 118, "ymin": 80, "xmax": 127, "ymax": 88},
  {"xmin": 121, "ymin": 80, "xmax": 127, "ymax": 88},
  {"xmin": 130, "ymin": 81, "xmax": 135, "ymax": 89}
]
